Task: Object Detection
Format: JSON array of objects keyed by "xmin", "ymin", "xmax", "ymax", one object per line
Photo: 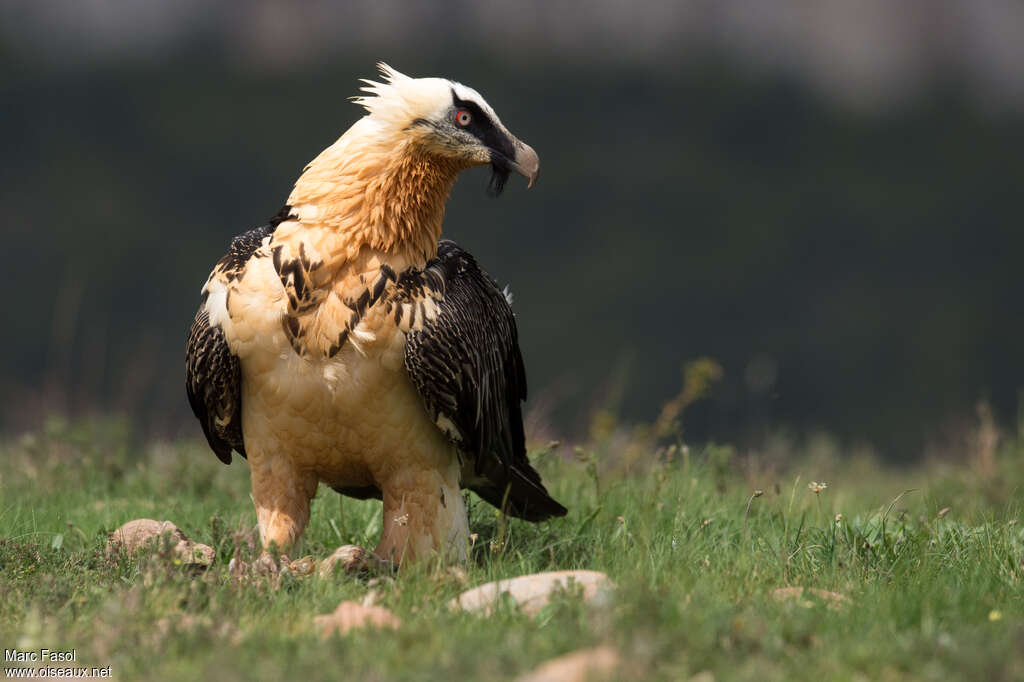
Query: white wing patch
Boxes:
[{"xmin": 203, "ymin": 279, "xmax": 230, "ymax": 329}]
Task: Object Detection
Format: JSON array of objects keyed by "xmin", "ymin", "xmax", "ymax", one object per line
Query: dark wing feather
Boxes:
[
  {"xmin": 186, "ymin": 308, "xmax": 244, "ymax": 464},
  {"xmin": 404, "ymin": 240, "xmax": 566, "ymax": 521},
  {"xmin": 185, "ymin": 210, "xmax": 290, "ymax": 464}
]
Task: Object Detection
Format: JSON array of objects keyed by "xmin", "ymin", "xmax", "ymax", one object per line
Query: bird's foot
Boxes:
[
  {"xmin": 228, "ymin": 552, "xmax": 294, "ymax": 581},
  {"xmin": 319, "ymin": 544, "xmax": 396, "ymax": 578},
  {"xmin": 228, "ymin": 546, "xmax": 394, "ymax": 582}
]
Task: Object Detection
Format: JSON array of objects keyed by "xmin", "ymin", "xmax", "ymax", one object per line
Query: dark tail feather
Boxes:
[{"xmin": 470, "ymin": 462, "xmax": 568, "ymax": 522}]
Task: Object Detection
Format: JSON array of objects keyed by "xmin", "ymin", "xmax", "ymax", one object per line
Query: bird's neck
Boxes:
[{"xmin": 286, "ymin": 131, "xmax": 465, "ymax": 267}]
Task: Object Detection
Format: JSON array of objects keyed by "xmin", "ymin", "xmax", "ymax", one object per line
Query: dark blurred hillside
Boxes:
[{"xmin": 1, "ymin": 52, "xmax": 1022, "ymax": 456}]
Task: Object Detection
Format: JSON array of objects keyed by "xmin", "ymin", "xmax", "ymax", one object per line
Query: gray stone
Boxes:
[{"xmin": 450, "ymin": 570, "xmax": 613, "ymax": 615}]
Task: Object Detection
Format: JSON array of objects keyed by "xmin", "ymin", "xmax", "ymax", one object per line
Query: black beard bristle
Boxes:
[{"xmin": 487, "ymin": 163, "xmax": 510, "ymax": 197}]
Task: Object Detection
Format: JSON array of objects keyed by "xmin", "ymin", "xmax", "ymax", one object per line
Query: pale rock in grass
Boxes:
[
  {"xmin": 285, "ymin": 555, "xmax": 317, "ymax": 577},
  {"xmin": 517, "ymin": 645, "xmax": 620, "ymax": 682},
  {"xmin": 450, "ymin": 570, "xmax": 613, "ymax": 615},
  {"xmin": 318, "ymin": 544, "xmax": 395, "ymax": 577},
  {"xmin": 771, "ymin": 586, "xmax": 850, "ymax": 610},
  {"xmin": 107, "ymin": 519, "xmax": 214, "ymax": 567},
  {"xmin": 314, "ymin": 601, "xmax": 402, "ymax": 639}
]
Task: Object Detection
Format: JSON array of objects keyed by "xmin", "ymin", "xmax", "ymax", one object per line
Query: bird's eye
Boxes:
[{"xmin": 455, "ymin": 109, "xmax": 472, "ymax": 127}]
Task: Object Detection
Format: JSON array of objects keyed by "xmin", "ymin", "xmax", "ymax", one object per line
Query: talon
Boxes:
[
  {"xmin": 228, "ymin": 552, "xmax": 284, "ymax": 581},
  {"xmin": 255, "ymin": 553, "xmax": 280, "ymax": 576}
]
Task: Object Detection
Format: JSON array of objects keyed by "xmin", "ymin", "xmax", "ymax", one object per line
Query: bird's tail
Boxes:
[{"xmin": 469, "ymin": 461, "xmax": 568, "ymax": 522}]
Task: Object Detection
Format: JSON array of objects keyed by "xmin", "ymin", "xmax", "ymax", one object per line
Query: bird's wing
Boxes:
[
  {"xmin": 186, "ymin": 213, "xmax": 285, "ymax": 464},
  {"xmin": 403, "ymin": 240, "xmax": 567, "ymax": 521},
  {"xmin": 186, "ymin": 306, "xmax": 245, "ymax": 463}
]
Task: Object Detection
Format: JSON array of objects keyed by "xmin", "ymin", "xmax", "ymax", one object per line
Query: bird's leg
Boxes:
[
  {"xmin": 375, "ymin": 462, "xmax": 468, "ymax": 566},
  {"xmin": 249, "ymin": 455, "xmax": 318, "ymax": 561},
  {"xmin": 228, "ymin": 458, "xmax": 317, "ymax": 579}
]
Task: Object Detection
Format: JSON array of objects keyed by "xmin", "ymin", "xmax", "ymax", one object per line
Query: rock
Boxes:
[
  {"xmin": 450, "ymin": 570, "xmax": 613, "ymax": 615},
  {"xmin": 108, "ymin": 519, "xmax": 184, "ymax": 551},
  {"xmin": 285, "ymin": 555, "xmax": 317, "ymax": 578},
  {"xmin": 318, "ymin": 545, "xmax": 368, "ymax": 577},
  {"xmin": 517, "ymin": 646, "xmax": 619, "ymax": 682},
  {"xmin": 107, "ymin": 519, "xmax": 214, "ymax": 567},
  {"xmin": 314, "ymin": 601, "xmax": 402, "ymax": 639},
  {"xmin": 318, "ymin": 545, "xmax": 394, "ymax": 577},
  {"xmin": 771, "ymin": 586, "xmax": 849, "ymax": 610}
]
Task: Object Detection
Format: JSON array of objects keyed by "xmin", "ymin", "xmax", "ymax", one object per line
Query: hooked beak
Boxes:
[
  {"xmin": 486, "ymin": 133, "xmax": 540, "ymax": 197},
  {"xmin": 510, "ymin": 140, "xmax": 540, "ymax": 188}
]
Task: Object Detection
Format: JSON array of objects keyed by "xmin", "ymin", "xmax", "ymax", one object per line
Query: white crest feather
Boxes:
[
  {"xmin": 351, "ymin": 62, "xmax": 501, "ymax": 130},
  {"xmin": 353, "ymin": 62, "xmax": 410, "ymax": 110}
]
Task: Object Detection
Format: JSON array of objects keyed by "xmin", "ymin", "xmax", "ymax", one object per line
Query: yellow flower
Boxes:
[{"xmin": 989, "ymin": 610, "xmax": 1003, "ymax": 622}]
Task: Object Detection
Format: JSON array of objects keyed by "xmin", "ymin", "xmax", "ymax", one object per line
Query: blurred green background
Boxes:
[{"xmin": 1, "ymin": 1, "xmax": 1022, "ymax": 457}]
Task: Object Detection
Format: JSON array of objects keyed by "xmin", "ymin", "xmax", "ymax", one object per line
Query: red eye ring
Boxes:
[{"xmin": 455, "ymin": 109, "xmax": 472, "ymax": 127}]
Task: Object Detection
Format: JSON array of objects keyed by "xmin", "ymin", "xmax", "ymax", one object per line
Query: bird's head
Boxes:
[{"xmin": 355, "ymin": 63, "xmax": 539, "ymax": 195}]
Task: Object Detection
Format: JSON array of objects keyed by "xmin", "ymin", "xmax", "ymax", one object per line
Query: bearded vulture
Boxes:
[{"xmin": 186, "ymin": 64, "xmax": 566, "ymax": 566}]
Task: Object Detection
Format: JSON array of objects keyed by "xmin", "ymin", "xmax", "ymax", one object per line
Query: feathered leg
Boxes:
[
  {"xmin": 375, "ymin": 461, "xmax": 468, "ymax": 565},
  {"xmin": 250, "ymin": 454, "xmax": 318, "ymax": 552}
]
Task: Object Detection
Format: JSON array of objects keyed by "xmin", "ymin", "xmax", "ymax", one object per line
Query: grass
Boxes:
[{"xmin": 1, "ymin": 415, "xmax": 1023, "ymax": 681}]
